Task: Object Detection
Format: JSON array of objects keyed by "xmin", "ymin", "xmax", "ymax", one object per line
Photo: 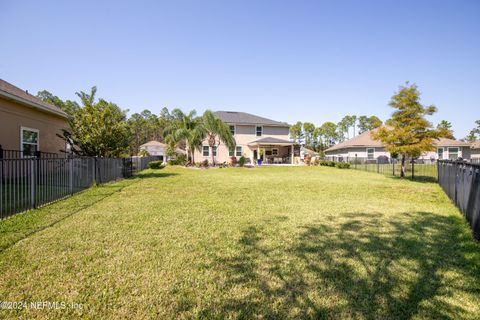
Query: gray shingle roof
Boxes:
[
  {"xmin": 0, "ymin": 79, "xmax": 68, "ymax": 118},
  {"xmin": 214, "ymin": 111, "xmax": 289, "ymax": 127},
  {"xmin": 248, "ymin": 137, "xmax": 296, "ymax": 145}
]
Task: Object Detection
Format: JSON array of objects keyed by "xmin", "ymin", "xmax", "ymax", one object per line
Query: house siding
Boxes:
[
  {"xmin": 193, "ymin": 124, "xmax": 291, "ymax": 164},
  {"xmin": 0, "ymin": 97, "xmax": 69, "ymax": 154}
]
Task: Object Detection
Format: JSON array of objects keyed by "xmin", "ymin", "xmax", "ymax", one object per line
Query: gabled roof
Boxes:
[
  {"xmin": 140, "ymin": 140, "xmax": 166, "ymax": 147},
  {"xmin": 248, "ymin": 137, "xmax": 296, "ymax": 146},
  {"xmin": 214, "ymin": 111, "xmax": 289, "ymax": 127},
  {"xmin": 325, "ymin": 128, "xmax": 471, "ymax": 153},
  {"xmin": 471, "ymin": 141, "xmax": 480, "ymax": 150},
  {"xmin": 0, "ymin": 79, "xmax": 68, "ymax": 119},
  {"xmin": 325, "ymin": 128, "xmax": 384, "ymax": 152}
]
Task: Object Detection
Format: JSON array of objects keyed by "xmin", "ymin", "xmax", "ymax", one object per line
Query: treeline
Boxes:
[
  {"xmin": 289, "ymin": 115, "xmax": 383, "ymax": 152},
  {"xmin": 37, "ymin": 87, "xmax": 199, "ymax": 157},
  {"xmin": 37, "ymin": 87, "xmax": 236, "ymax": 162}
]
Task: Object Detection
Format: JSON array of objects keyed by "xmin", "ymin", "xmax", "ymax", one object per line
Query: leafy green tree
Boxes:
[
  {"xmin": 289, "ymin": 121, "xmax": 303, "ymax": 143},
  {"xmin": 372, "ymin": 83, "xmax": 440, "ymax": 178},
  {"xmin": 358, "ymin": 115, "xmax": 382, "ymax": 133},
  {"xmin": 436, "ymin": 120, "xmax": 455, "ymax": 139},
  {"xmin": 164, "ymin": 110, "xmax": 204, "ymax": 163},
  {"xmin": 200, "ymin": 110, "xmax": 235, "ymax": 165},
  {"xmin": 351, "ymin": 115, "xmax": 357, "ymax": 137},
  {"xmin": 319, "ymin": 122, "xmax": 337, "ymax": 147},
  {"xmin": 337, "ymin": 116, "xmax": 350, "ymax": 140},
  {"xmin": 303, "ymin": 122, "xmax": 315, "ymax": 147},
  {"xmin": 465, "ymin": 130, "xmax": 477, "ymax": 143},
  {"xmin": 37, "ymin": 90, "xmax": 80, "ymax": 115}
]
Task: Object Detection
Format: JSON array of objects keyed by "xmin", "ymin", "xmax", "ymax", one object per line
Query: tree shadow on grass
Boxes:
[
  {"xmin": 136, "ymin": 172, "xmax": 179, "ymax": 179},
  {"xmin": 197, "ymin": 212, "xmax": 480, "ymax": 319}
]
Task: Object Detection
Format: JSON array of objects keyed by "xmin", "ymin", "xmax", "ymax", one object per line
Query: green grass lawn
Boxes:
[{"xmin": 0, "ymin": 166, "xmax": 479, "ymax": 319}]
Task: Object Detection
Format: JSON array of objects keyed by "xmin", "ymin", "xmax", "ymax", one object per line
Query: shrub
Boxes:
[
  {"xmin": 148, "ymin": 161, "xmax": 165, "ymax": 169},
  {"xmin": 304, "ymin": 154, "xmax": 312, "ymax": 166},
  {"xmin": 335, "ymin": 162, "xmax": 351, "ymax": 169},
  {"xmin": 319, "ymin": 160, "xmax": 335, "ymax": 167},
  {"xmin": 230, "ymin": 156, "xmax": 237, "ymax": 167},
  {"xmin": 168, "ymin": 154, "xmax": 188, "ymax": 166},
  {"xmin": 202, "ymin": 159, "xmax": 209, "ymax": 168},
  {"xmin": 238, "ymin": 156, "xmax": 246, "ymax": 167}
]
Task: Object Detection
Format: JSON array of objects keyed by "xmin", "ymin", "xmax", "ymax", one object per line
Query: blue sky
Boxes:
[{"xmin": 1, "ymin": 0, "xmax": 479, "ymax": 138}]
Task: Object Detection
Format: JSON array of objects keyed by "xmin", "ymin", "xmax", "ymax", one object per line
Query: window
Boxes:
[
  {"xmin": 229, "ymin": 147, "xmax": 235, "ymax": 157},
  {"xmin": 448, "ymin": 147, "xmax": 459, "ymax": 160},
  {"xmin": 272, "ymin": 148, "xmax": 278, "ymax": 155},
  {"xmin": 229, "ymin": 125, "xmax": 235, "ymax": 136},
  {"xmin": 256, "ymin": 126, "xmax": 262, "ymax": 137},
  {"xmin": 212, "ymin": 146, "xmax": 217, "ymax": 157},
  {"xmin": 236, "ymin": 146, "xmax": 242, "ymax": 157},
  {"xmin": 437, "ymin": 148, "xmax": 444, "ymax": 160},
  {"xmin": 366, "ymin": 148, "xmax": 375, "ymax": 160},
  {"xmin": 21, "ymin": 127, "xmax": 39, "ymax": 157},
  {"xmin": 202, "ymin": 145, "xmax": 209, "ymax": 157}
]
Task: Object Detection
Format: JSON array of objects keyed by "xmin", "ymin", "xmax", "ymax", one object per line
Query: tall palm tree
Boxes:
[{"xmin": 200, "ymin": 110, "xmax": 235, "ymax": 165}]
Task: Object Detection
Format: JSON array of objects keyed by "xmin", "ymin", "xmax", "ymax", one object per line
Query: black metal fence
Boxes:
[
  {"xmin": 0, "ymin": 145, "xmax": 60, "ymax": 159},
  {"xmin": 438, "ymin": 160, "xmax": 480, "ymax": 240},
  {"xmin": 325, "ymin": 156, "xmax": 438, "ymax": 181},
  {"xmin": 0, "ymin": 155, "xmax": 161, "ymax": 219}
]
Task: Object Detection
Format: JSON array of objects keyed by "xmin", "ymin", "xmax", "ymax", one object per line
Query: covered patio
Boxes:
[{"xmin": 248, "ymin": 137, "xmax": 299, "ymax": 164}]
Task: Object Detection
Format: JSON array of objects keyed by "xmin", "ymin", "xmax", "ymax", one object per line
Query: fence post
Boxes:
[
  {"xmin": 0, "ymin": 145, "xmax": 3, "ymax": 159},
  {"xmin": 69, "ymin": 158, "xmax": 74, "ymax": 195},
  {"xmin": 30, "ymin": 159, "xmax": 36, "ymax": 209},
  {"xmin": 355, "ymin": 154, "xmax": 357, "ymax": 169},
  {"xmin": 392, "ymin": 160, "xmax": 395, "ymax": 176},
  {"xmin": 377, "ymin": 158, "xmax": 379, "ymax": 173}
]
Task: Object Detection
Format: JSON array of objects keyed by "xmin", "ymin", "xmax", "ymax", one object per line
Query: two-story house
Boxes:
[{"xmin": 194, "ymin": 111, "xmax": 297, "ymax": 164}]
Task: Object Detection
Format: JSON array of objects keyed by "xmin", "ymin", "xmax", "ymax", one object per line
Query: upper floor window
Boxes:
[
  {"xmin": 229, "ymin": 125, "xmax": 235, "ymax": 136},
  {"xmin": 202, "ymin": 145, "xmax": 209, "ymax": 157},
  {"xmin": 256, "ymin": 126, "xmax": 263, "ymax": 137},
  {"xmin": 21, "ymin": 127, "xmax": 39, "ymax": 157},
  {"xmin": 366, "ymin": 148, "xmax": 375, "ymax": 160},
  {"xmin": 437, "ymin": 148, "xmax": 444, "ymax": 160},
  {"xmin": 448, "ymin": 147, "xmax": 459, "ymax": 160}
]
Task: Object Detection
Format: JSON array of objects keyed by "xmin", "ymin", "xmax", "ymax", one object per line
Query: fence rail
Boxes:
[
  {"xmin": 325, "ymin": 156, "xmax": 438, "ymax": 181},
  {"xmin": 438, "ymin": 160, "xmax": 480, "ymax": 240},
  {"xmin": 0, "ymin": 156, "xmax": 161, "ymax": 219}
]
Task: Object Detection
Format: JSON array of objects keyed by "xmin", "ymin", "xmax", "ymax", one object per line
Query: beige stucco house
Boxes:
[
  {"xmin": 325, "ymin": 128, "xmax": 472, "ymax": 162},
  {"xmin": 193, "ymin": 111, "xmax": 298, "ymax": 164},
  {"xmin": 0, "ymin": 79, "xmax": 69, "ymax": 158}
]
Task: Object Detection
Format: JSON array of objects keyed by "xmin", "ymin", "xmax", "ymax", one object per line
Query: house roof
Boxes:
[
  {"xmin": 248, "ymin": 137, "xmax": 296, "ymax": 146},
  {"xmin": 301, "ymin": 147, "xmax": 319, "ymax": 155},
  {"xmin": 0, "ymin": 79, "xmax": 68, "ymax": 119},
  {"xmin": 325, "ymin": 128, "xmax": 384, "ymax": 152},
  {"xmin": 470, "ymin": 141, "xmax": 480, "ymax": 149},
  {"xmin": 140, "ymin": 140, "xmax": 166, "ymax": 147},
  {"xmin": 214, "ymin": 111, "xmax": 289, "ymax": 127},
  {"xmin": 325, "ymin": 128, "xmax": 471, "ymax": 153}
]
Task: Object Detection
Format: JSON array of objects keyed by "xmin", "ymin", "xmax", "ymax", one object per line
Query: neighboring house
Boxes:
[
  {"xmin": 471, "ymin": 141, "xmax": 480, "ymax": 160},
  {"xmin": 324, "ymin": 128, "xmax": 472, "ymax": 162},
  {"xmin": 139, "ymin": 140, "xmax": 185, "ymax": 161},
  {"xmin": 193, "ymin": 111, "xmax": 298, "ymax": 164},
  {"xmin": 0, "ymin": 79, "xmax": 69, "ymax": 157}
]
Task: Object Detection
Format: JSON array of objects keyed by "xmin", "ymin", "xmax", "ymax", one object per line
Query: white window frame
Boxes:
[
  {"xmin": 229, "ymin": 125, "xmax": 236, "ymax": 136},
  {"xmin": 235, "ymin": 146, "xmax": 242, "ymax": 157},
  {"xmin": 448, "ymin": 147, "xmax": 459, "ymax": 160},
  {"xmin": 256, "ymin": 126, "xmax": 263, "ymax": 137},
  {"xmin": 366, "ymin": 148, "xmax": 375, "ymax": 160},
  {"xmin": 437, "ymin": 148, "xmax": 444, "ymax": 160},
  {"xmin": 202, "ymin": 145, "xmax": 209, "ymax": 157},
  {"xmin": 272, "ymin": 148, "xmax": 279, "ymax": 156},
  {"xmin": 20, "ymin": 126, "xmax": 40, "ymax": 158}
]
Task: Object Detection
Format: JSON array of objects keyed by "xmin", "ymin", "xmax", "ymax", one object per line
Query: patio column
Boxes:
[
  {"xmin": 257, "ymin": 145, "xmax": 260, "ymax": 163},
  {"xmin": 291, "ymin": 145, "xmax": 294, "ymax": 164}
]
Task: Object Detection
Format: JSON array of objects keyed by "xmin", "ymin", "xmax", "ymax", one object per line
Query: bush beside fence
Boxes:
[
  {"xmin": 325, "ymin": 156, "xmax": 438, "ymax": 181},
  {"xmin": 0, "ymin": 155, "xmax": 161, "ymax": 219},
  {"xmin": 438, "ymin": 160, "xmax": 480, "ymax": 240}
]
